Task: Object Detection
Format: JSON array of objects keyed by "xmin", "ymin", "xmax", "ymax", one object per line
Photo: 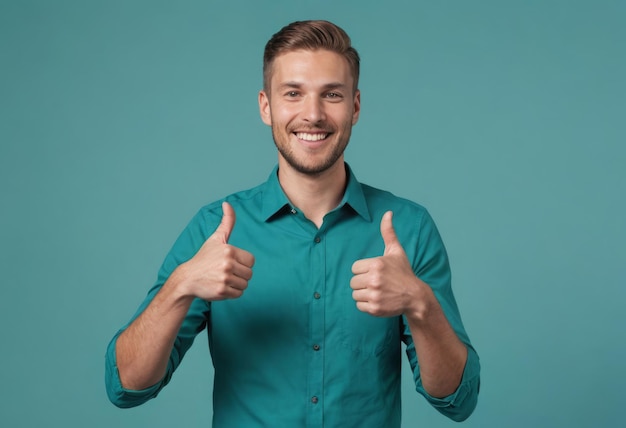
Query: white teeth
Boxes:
[{"xmin": 296, "ymin": 132, "xmax": 328, "ymax": 141}]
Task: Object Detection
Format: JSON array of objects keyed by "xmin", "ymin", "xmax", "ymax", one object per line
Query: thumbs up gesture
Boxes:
[
  {"xmin": 176, "ymin": 202, "xmax": 255, "ymax": 302},
  {"xmin": 350, "ymin": 211, "xmax": 423, "ymax": 317}
]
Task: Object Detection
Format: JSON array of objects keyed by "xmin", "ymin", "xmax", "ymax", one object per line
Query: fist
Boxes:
[
  {"xmin": 177, "ymin": 202, "xmax": 255, "ymax": 301},
  {"xmin": 350, "ymin": 211, "xmax": 420, "ymax": 317}
]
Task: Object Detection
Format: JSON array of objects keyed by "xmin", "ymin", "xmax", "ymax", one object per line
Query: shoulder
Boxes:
[
  {"xmin": 360, "ymin": 182, "xmax": 432, "ymax": 223},
  {"xmin": 195, "ymin": 181, "xmax": 267, "ymax": 227}
]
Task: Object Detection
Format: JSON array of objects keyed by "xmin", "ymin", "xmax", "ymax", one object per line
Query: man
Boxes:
[{"xmin": 106, "ymin": 20, "xmax": 480, "ymax": 426}]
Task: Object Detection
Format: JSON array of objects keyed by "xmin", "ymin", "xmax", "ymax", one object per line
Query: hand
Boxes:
[
  {"xmin": 350, "ymin": 211, "xmax": 423, "ymax": 317},
  {"xmin": 175, "ymin": 202, "xmax": 255, "ymax": 301}
]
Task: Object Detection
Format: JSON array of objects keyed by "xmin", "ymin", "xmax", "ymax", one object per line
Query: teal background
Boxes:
[{"xmin": 1, "ymin": 0, "xmax": 624, "ymax": 427}]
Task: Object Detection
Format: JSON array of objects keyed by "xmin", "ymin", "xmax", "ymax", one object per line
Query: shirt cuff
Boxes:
[
  {"xmin": 419, "ymin": 345, "xmax": 481, "ymax": 421},
  {"xmin": 104, "ymin": 331, "xmax": 162, "ymax": 408}
]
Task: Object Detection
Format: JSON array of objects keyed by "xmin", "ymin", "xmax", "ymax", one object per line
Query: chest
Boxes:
[{"xmin": 208, "ymin": 216, "xmax": 402, "ymax": 359}]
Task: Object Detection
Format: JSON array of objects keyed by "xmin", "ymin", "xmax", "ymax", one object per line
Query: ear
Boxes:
[
  {"xmin": 258, "ymin": 90, "xmax": 272, "ymax": 126},
  {"xmin": 352, "ymin": 89, "xmax": 361, "ymax": 125}
]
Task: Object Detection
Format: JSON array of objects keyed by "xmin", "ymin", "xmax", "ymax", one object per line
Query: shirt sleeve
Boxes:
[
  {"xmin": 402, "ymin": 209, "xmax": 481, "ymax": 422},
  {"xmin": 104, "ymin": 208, "xmax": 215, "ymax": 408}
]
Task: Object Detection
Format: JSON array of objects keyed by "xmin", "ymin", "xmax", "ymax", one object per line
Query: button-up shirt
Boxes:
[{"xmin": 106, "ymin": 164, "xmax": 480, "ymax": 426}]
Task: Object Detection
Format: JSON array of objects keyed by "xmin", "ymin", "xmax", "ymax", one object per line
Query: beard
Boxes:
[{"xmin": 271, "ymin": 122, "xmax": 352, "ymax": 176}]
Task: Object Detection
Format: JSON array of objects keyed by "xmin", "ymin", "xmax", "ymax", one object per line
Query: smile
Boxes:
[{"xmin": 295, "ymin": 132, "xmax": 329, "ymax": 141}]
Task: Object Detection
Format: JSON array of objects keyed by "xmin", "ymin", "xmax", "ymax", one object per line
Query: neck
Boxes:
[{"xmin": 277, "ymin": 158, "xmax": 347, "ymax": 228}]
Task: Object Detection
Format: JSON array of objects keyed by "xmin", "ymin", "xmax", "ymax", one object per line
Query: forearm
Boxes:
[
  {"xmin": 405, "ymin": 286, "xmax": 468, "ymax": 398},
  {"xmin": 116, "ymin": 269, "xmax": 195, "ymax": 390}
]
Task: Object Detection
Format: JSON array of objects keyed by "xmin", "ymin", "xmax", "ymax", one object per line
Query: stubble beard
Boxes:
[{"xmin": 271, "ymin": 124, "xmax": 352, "ymax": 176}]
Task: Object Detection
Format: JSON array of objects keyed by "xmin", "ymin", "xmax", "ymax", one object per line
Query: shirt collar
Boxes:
[
  {"xmin": 261, "ymin": 163, "xmax": 372, "ymax": 222},
  {"xmin": 261, "ymin": 166, "xmax": 291, "ymax": 221},
  {"xmin": 340, "ymin": 163, "xmax": 371, "ymax": 221}
]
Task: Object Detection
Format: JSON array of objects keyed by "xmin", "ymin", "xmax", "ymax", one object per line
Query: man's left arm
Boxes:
[{"xmin": 351, "ymin": 210, "xmax": 480, "ymax": 421}]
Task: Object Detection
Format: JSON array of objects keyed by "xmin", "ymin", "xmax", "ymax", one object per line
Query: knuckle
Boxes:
[
  {"xmin": 213, "ymin": 286, "xmax": 229, "ymax": 299},
  {"xmin": 219, "ymin": 259, "xmax": 234, "ymax": 273},
  {"xmin": 222, "ymin": 245, "xmax": 235, "ymax": 257},
  {"xmin": 217, "ymin": 271, "xmax": 230, "ymax": 285},
  {"xmin": 370, "ymin": 272, "xmax": 383, "ymax": 288}
]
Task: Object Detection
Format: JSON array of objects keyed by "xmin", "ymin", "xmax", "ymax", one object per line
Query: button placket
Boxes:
[{"xmin": 307, "ymin": 230, "xmax": 324, "ymax": 425}]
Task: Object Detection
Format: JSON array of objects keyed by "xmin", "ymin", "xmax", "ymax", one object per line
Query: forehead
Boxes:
[{"xmin": 269, "ymin": 49, "xmax": 353, "ymax": 89}]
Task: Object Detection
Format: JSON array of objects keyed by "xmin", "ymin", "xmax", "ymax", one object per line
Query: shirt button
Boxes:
[
  {"xmin": 313, "ymin": 292, "xmax": 321, "ymax": 299},
  {"xmin": 314, "ymin": 237, "xmax": 321, "ymax": 243},
  {"xmin": 313, "ymin": 344, "xmax": 320, "ymax": 351},
  {"xmin": 311, "ymin": 396, "xmax": 319, "ymax": 404},
  {"xmin": 290, "ymin": 208, "xmax": 297, "ymax": 214}
]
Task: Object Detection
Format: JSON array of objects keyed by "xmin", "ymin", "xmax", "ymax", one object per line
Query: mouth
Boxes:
[{"xmin": 294, "ymin": 132, "xmax": 330, "ymax": 142}]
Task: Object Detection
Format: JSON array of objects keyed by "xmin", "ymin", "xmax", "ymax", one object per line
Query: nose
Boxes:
[{"xmin": 302, "ymin": 95, "xmax": 326, "ymax": 124}]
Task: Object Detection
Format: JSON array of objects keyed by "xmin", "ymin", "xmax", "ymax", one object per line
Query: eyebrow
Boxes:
[{"xmin": 277, "ymin": 81, "xmax": 349, "ymax": 91}]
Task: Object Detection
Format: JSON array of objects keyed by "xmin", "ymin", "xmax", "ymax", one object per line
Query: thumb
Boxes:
[
  {"xmin": 212, "ymin": 201, "xmax": 236, "ymax": 244},
  {"xmin": 380, "ymin": 211, "xmax": 399, "ymax": 253}
]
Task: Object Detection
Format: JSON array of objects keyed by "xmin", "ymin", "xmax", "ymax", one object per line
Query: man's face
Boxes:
[{"xmin": 259, "ymin": 49, "xmax": 360, "ymax": 176}]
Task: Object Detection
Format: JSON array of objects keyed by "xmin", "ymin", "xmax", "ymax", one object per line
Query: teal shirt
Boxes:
[{"xmin": 105, "ymin": 164, "xmax": 480, "ymax": 426}]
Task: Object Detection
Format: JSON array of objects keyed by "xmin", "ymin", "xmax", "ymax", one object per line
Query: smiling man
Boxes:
[{"xmin": 106, "ymin": 20, "xmax": 480, "ymax": 427}]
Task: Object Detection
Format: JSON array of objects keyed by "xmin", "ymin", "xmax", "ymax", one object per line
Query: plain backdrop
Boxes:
[{"xmin": 1, "ymin": 1, "xmax": 624, "ymax": 427}]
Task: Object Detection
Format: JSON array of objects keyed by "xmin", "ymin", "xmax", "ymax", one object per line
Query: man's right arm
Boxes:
[{"xmin": 108, "ymin": 202, "xmax": 255, "ymax": 398}]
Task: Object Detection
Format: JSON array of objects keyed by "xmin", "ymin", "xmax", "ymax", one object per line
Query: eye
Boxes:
[
  {"xmin": 285, "ymin": 91, "xmax": 300, "ymax": 97},
  {"xmin": 324, "ymin": 92, "xmax": 344, "ymax": 101}
]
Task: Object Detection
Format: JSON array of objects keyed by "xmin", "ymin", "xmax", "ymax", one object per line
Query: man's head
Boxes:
[
  {"xmin": 259, "ymin": 20, "xmax": 361, "ymax": 176},
  {"xmin": 263, "ymin": 20, "xmax": 360, "ymax": 94}
]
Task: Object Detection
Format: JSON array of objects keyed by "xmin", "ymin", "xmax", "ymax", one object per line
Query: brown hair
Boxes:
[{"xmin": 263, "ymin": 20, "xmax": 360, "ymax": 93}]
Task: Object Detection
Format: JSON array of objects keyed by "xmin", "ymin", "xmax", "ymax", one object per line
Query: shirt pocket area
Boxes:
[{"xmin": 339, "ymin": 307, "xmax": 400, "ymax": 357}]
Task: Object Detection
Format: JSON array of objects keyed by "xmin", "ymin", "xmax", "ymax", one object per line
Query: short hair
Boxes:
[{"xmin": 263, "ymin": 20, "xmax": 360, "ymax": 93}]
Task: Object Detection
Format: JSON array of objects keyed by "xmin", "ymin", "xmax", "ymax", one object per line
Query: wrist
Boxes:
[
  {"xmin": 404, "ymin": 279, "xmax": 437, "ymax": 324},
  {"xmin": 163, "ymin": 264, "xmax": 197, "ymax": 306}
]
